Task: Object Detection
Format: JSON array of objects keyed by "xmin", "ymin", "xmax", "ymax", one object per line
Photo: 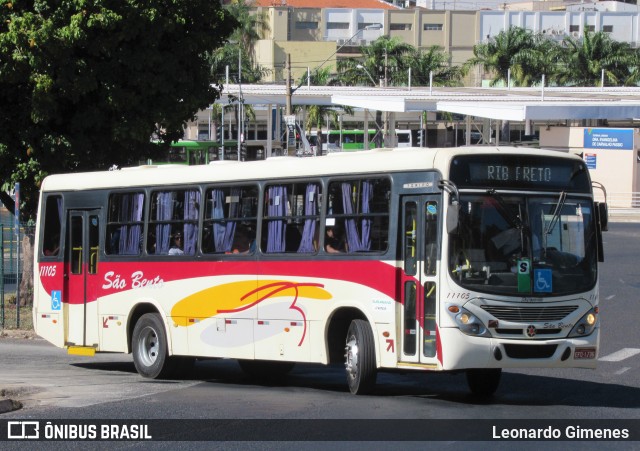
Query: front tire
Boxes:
[
  {"xmin": 344, "ymin": 319, "xmax": 377, "ymax": 395},
  {"xmin": 132, "ymin": 313, "xmax": 175, "ymax": 379},
  {"xmin": 466, "ymin": 368, "xmax": 501, "ymax": 397}
]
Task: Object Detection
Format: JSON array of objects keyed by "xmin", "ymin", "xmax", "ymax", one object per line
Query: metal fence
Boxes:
[{"xmin": 1, "ymin": 224, "xmax": 34, "ymax": 330}]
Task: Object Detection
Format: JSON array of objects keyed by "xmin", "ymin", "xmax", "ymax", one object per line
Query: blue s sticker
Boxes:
[{"xmin": 51, "ymin": 290, "xmax": 61, "ymax": 310}]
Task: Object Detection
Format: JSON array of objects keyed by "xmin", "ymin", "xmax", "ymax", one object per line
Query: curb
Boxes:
[{"xmin": 0, "ymin": 398, "xmax": 21, "ymax": 414}]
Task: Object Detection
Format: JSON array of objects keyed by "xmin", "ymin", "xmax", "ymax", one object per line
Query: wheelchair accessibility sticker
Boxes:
[
  {"xmin": 534, "ymin": 269, "xmax": 552, "ymax": 293},
  {"xmin": 51, "ymin": 290, "xmax": 61, "ymax": 311}
]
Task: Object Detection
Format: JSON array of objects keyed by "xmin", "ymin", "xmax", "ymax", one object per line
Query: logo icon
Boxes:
[
  {"xmin": 7, "ymin": 421, "xmax": 40, "ymax": 439},
  {"xmin": 526, "ymin": 325, "xmax": 537, "ymax": 338}
]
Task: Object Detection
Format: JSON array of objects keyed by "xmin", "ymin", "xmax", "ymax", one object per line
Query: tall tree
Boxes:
[
  {"xmin": 510, "ymin": 33, "xmax": 563, "ymax": 87},
  {"xmin": 339, "ymin": 35, "xmax": 414, "ymax": 88},
  {"xmin": 409, "ymin": 46, "xmax": 463, "ymax": 87},
  {"xmin": 556, "ymin": 30, "xmax": 635, "ymax": 87},
  {"xmin": 0, "ymin": 0, "xmax": 237, "ymax": 222},
  {"xmin": 225, "ymin": 0, "xmax": 269, "ymax": 64},
  {"xmin": 465, "ymin": 27, "xmax": 537, "ymax": 87}
]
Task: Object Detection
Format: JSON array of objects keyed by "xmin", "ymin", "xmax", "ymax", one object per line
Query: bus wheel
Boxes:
[
  {"xmin": 132, "ymin": 313, "xmax": 173, "ymax": 379},
  {"xmin": 238, "ymin": 360, "xmax": 295, "ymax": 382},
  {"xmin": 344, "ymin": 319, "xmax": 377, "ymax": 395},
  {"xmin": 466, "ymin": 368, "xmax": 501, "ymax": 397}
]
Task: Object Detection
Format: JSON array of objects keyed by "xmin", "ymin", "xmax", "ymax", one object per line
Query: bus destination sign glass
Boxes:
[{"xmin": 449, "ymin": 155, "xmax": 591, "ymax": 192}]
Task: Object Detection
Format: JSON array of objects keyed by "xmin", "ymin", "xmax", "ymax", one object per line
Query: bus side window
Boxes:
[
  {"xmin": 325, "ymin": 178, "xmax": 390, "ymax": 253},
  {"xmin": 148, "ymin": 189, "xmax": 200, "ymax": 255},
  {"xmin": 42, "ymin": 195, "xmax": 62, "ymax": 257},
  {"xmin": 203, "ymin": 185, "xmax": 258, "ymax": 254},
  {"xmin": 262, "ymin": 182, "xmax": 320, "ymax": 254},
  {"xmin": 106, "ymin": 192, "xmax": 145, "ymax": 256}
]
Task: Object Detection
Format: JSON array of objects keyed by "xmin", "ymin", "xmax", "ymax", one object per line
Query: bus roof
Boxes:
[{"xmin": 40, "ymin": 146, "xmax": 579, "ymax": 192}]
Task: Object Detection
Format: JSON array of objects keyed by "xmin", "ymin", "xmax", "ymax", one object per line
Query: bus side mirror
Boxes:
[
  {"xmin": 596, "ymin": 202, "xmax": 608, "ymax": 232},
  {"xmin": 447, "ymin": 202, "xmax": 459, "ymax": 235}
]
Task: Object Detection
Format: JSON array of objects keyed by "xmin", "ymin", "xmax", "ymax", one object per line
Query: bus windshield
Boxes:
[{"xmin": 448, "ymin": 193, "xmax": 597, "ymax": 296}]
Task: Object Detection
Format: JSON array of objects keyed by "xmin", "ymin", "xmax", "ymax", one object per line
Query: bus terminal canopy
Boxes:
[{"xmin": 219, "ymin": 84, "xmax": 640, "ymax": 121}]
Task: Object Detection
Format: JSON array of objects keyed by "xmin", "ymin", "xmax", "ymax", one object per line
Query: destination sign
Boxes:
[
  {"xmin": 483, "ymin": 165, "xmax": 552, "ymax": 182},
  {"xmin": 449, "ymin": 155, "xmax": 591, "ymax": 192}
]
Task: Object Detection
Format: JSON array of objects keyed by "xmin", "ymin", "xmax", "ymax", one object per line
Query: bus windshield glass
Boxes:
[{"xmin": 448, "ymin": 193, "xmax": 597, "ymax": 296}]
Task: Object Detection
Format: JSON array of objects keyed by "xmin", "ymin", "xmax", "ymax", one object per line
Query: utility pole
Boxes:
[
  {"xmin": 285, "ymin": 53, "xmax": 295, "ymax": 155},
  {"xmin": 383, "ymin": 48, "xmax": 389, "ymax": 146}
]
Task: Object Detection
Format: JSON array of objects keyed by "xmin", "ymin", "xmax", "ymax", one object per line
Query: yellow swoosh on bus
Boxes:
[{"xmin": 171, "ymin": 280, "xmax": 332, "ymax": 326}]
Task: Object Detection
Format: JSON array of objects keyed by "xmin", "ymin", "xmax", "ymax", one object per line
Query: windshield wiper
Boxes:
[
  {"xmin": 544, "ymin": 191, "xmax": 567, "ymax": 236},
  {"xmin": 486, "ymin": 189, "xmax": 523, "ymax": 229}
]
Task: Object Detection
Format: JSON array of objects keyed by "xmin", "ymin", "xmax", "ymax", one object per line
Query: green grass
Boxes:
[{"xmin": 1, "ymin": 302, "xmax": 34, "ymax": 331}]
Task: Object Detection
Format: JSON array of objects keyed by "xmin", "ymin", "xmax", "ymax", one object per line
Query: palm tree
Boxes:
[
  {"xmin": 225, "ymin": 0, "xmax": 269, "ymax": 63},
  {"xmin": 465, "ymin": 27, "xmax": 537, "ymax": 87},
  {"xmin": 339, "ymin": 35, "xmax": 414, "ymax": 87},
  {"xmin": 511, "ymin": 33, "xmax": 563, "ymax": 87},
  {"xmin": 556, "ymin": 30, "xmax": 635, "ymax": 87},
  {"xmin": 409, "ymin": 46, "xmax": 463, "ymax": 87}
]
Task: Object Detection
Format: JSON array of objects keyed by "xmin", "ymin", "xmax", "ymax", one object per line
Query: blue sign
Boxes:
[
  {"xmin": 584, "ymin": 153, "xmax": 597, "ymax": 169},
  {"xmin": 584, "ymin": 128, "xmax": 633, "ymax": 150},
  {"xmin": 534, "ymin": 269, "xmax": 552, "ymax": 293},
  {"xmin": 51, "ymin": 290, "xmax": 61, "ymax": 311}
]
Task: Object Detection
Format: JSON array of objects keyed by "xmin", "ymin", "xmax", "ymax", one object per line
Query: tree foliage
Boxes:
[
  {"xmin": 465, "ymin": 27, "xmax": 537, "ymax": 87},
  {"xmin": 0, "ymin": 0, "xmax": 236, "ymax": 221},
  {"xmin": 556, "ymin": 30, "xmax": 636, "ymax": 87}
]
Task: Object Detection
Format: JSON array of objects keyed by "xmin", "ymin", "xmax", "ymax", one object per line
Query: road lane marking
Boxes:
[
  {"xmin": 615, "ymin": 367, "xmax": 630, "ymax": 375},
  {"xmin": 605, "ymin": 295, "xmax": 615, "ymax": 300},
  {"xmin": 599, "ymin": 348, "xmax": 640, "ymax": 362}
]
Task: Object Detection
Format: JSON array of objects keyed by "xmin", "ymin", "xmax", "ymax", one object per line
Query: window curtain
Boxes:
[
  {"xmin": 360, "ymin": 181, "xmax": 373, "ymax": 251},
  {"xmin": 341, "ymin": 182, "xmax": 372, "ymax": 252},
  {"xmin": 119, "ymin": 193, "xmax": 144, "ymax": 255},
  {"xmin": 155, "ymin": 192, "xmax": 174, "ymax": 254},
  {"xmin": 267, "ymin": 185, "xmax": 287, "ymax": 253},
  {"xmin": 212, "ymin": 188, "xmax": 238, "ymax": 253},
  {"xmin": 297, "ymin": 184, "xmax": 317, "ymax": 253},
  {"xmin": 183, "ymin": 190, "xmax": 200, "ymax": 255}
]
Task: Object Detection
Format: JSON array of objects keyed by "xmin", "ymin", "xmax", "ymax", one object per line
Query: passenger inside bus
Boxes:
[
  {"xmin": 325, "ymin": 227, "xmax": 345, "ymax": 253},
  {"xmin": 44, "ymin": 233, "xmax": 60, "ymax": 256},
  {"xmin": 168, "ymin": 232, "xmax": 184, "ymax": 255},
  {"xmin": 231, "ymin": 226, "xmax": 255, "ymax": 254}
]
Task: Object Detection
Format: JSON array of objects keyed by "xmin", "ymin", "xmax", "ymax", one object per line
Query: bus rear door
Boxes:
[
  {"xmin": 400, "ymin": 196, "xmax": 439, "ymax": 365},
  {"xmin": 65, "ymin": 209, "xmax": 101, "ymax": 349}
]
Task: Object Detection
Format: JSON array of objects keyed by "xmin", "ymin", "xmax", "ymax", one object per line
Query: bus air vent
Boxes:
[{"xmin": 481, "ymin": 305, "xmax": 578, "ymax": 322}]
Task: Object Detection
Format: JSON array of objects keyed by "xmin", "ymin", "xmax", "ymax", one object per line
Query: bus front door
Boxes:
[
  {"xmin": 65, "ymin": 210, "xmax": 101, "ymax": 348},
  {"xmin": 400, "ymin": 196, "xmax": 439, "ymax": 365}
]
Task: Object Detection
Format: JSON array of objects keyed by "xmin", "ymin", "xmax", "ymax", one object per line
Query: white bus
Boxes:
[{"xmin": 33, "ymin": 146, "xmax": 606, "ymax": 395}]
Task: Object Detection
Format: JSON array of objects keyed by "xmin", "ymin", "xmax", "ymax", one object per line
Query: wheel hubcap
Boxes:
[
  {"xmin": 344, "ymin": 335, "xmax": 359, "ymax": 380},
  {"xmin": 138, "ymin": 326, "xmax": 159, "ymax": 367}
]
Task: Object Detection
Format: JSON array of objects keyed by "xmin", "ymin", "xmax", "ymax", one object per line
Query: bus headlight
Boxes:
[
  {"xmin": 568, "ymin": 308, "xmax": 598, "ymax": 337},
  {"xmin": 453, "ymin": 308, "xmax": 491, "ymax": 337}
]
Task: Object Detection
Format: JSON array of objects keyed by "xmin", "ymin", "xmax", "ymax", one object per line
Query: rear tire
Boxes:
[
  {"xmin": 466, "ymin": 368, "xmax": 501, "ymax": 397},
  {"xmin": 344, "ymin": 319, "xmax": 377, "ymax": 395},
  {"xmin": 132, "ymin": 313, "xmax": 175, "ymax": 379}
]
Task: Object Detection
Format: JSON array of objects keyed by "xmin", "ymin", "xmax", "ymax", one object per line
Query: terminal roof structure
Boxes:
[{"xmin": 219, "ymin": 84, "xmax": 640, "ymax": 121}]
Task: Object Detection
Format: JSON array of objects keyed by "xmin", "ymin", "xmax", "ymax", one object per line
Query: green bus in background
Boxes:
[
  {"xmin": 308, "ymin": 129, "xmax": 413, "ymax": 154},
  {"xmin": 144, "ymin": 140, "xmax": 273, "ymax": 165}
]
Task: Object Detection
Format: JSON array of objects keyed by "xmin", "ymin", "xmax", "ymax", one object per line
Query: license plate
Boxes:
[{"xmin": 574, "ymin": 347, "xmax": 596, "ymax": 359}]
